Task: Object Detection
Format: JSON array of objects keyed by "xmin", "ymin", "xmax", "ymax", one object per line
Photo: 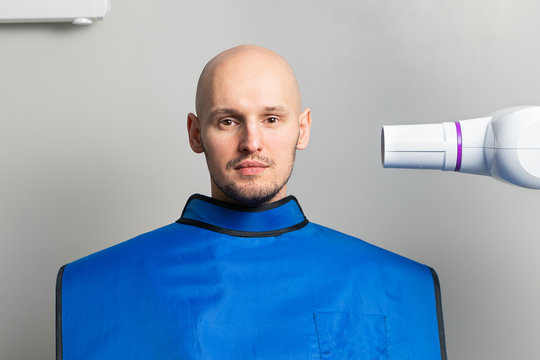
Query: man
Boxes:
[
  {"xmin": 56, "ymin": 45, "xmax": 446, "ymax": 359},
  {"xmin": 186, "ymin": 45, "xmax": 310, "ymax": 206}
]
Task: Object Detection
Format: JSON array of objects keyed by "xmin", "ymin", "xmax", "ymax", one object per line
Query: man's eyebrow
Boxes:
[
  {"xmin": 263, "ymin": 106, "xmax": 289, "ymax": 114},
  {"xmin": 208, "ymin": 108, "xmax": 240, "ymax": 118}
]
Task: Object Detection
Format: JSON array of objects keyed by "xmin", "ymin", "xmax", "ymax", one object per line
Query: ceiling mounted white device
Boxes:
[{"xmin": 0, "ymin": 0, "xmax": 110, "ymax": 25}]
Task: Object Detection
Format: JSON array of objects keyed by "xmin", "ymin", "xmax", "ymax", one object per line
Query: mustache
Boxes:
[{"xmin": 226, "ymin": 155, "xmax": 275, "ymax": 170}]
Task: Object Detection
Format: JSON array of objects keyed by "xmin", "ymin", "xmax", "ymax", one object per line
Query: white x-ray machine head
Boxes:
[{"xmin": 382, "ymin": 106, "xmax": 540, "ymax": 189}]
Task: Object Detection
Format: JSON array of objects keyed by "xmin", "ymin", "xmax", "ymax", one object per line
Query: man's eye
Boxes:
[
  {"xmin": 220, "ymin": 119, "xmax": 234, "ymax": 126},
  {"xmin": 266, "ymin": 117, "xmax": 278, "ymax": 124}
]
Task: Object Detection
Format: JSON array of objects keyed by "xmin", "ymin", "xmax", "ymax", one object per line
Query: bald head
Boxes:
[{"xmin": 195, "ymin": 45, "xmax": 302, "ymax": 120}]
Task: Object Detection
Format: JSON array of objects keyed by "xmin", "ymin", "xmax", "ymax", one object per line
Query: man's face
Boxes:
[{"xmin": 188, "ymin": 55, "xmax": 310, "ymax": 205}]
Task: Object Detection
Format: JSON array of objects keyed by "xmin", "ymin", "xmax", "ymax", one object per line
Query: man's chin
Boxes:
[{"xmin": 221, "ymin": 183, "xmax": 283, "ymax": 207}]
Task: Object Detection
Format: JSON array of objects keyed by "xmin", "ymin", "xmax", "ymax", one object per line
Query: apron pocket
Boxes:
[{"xmin": 313, "ymin": 311, "xmax": 387, "ymax": 359}]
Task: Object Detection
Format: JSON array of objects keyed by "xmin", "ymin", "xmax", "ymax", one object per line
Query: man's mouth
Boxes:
[{"xmin": 234, "ymin": 161, "xmax": 268, "ymax": 175}]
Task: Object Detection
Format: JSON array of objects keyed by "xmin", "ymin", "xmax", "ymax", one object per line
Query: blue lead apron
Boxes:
[{"xmin": 57, "ymin": 194, "xmax": 446, "ymax": 359}]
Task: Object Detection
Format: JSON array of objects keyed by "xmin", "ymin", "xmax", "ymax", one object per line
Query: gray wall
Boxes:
[{"xmin": 1, "ymin": 0, "xmax": 540, "ymax": 358}]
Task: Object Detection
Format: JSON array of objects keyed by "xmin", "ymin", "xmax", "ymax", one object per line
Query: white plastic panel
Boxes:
[{"xmin": 0, "ymin": 0, "xmax": 109, "ymax": 24}]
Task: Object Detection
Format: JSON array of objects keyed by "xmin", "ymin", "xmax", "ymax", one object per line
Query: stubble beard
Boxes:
[{"xmin": 204, "ymin": 151, "xmax": 296, "ymax": 207}]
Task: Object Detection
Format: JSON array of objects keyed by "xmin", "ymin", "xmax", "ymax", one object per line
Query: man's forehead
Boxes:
[
  {"xmin": 210, "ymin": 59, "xmax": 294, "ymax": 92},
  {"xmin": 202, "ymin": 72, "xmax": 296, "ymax": 117},
  {"xmin": 196, "ymin": 45, "xmax": 301, "ymax": 117}
]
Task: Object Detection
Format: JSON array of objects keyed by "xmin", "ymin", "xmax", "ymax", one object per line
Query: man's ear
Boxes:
[
  {"xmin": 187, "ymin": 113, "xmax": 204, "ymax": 153},
  {"xmin": 296, "ymin": 107, "xmax": 312, "ymax": 150}
]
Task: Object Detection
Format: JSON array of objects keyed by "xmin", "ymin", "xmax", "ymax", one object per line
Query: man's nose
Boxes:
[{"xmin": 238, "ymin": 121, "xmax": 262, "ymax": 154}]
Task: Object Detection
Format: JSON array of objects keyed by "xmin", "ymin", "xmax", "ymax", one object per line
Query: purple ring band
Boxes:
[{"xmin": 455, "ymin": 121, "xmax": 462, "ymax": 172}]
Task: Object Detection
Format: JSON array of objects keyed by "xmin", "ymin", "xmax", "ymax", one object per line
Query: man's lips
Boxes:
[{"xmin": 234, "ymin": 161, "xmax": 268, "ymax": 175}]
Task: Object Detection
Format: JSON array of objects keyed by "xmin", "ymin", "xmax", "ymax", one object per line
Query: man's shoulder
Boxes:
[
  {"xmin": 303, "ymin": 221, "xmax": 430, "ymax": 273},
  {"xmin": 62, "ymin": 222, "xmax": 184, "ymax": 272}
]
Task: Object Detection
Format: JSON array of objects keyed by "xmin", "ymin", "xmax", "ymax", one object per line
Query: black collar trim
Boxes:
[
  {"xmin": 177, "ymin": 194, "xmax": 309, "ymax": 237},
  {"xmin": 180, "ymin": 193, "xmax": 304, "ymax": 217},
  {"xmin": 177, "ymin": 217, "xmax": 309, "ymax": 237}
]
